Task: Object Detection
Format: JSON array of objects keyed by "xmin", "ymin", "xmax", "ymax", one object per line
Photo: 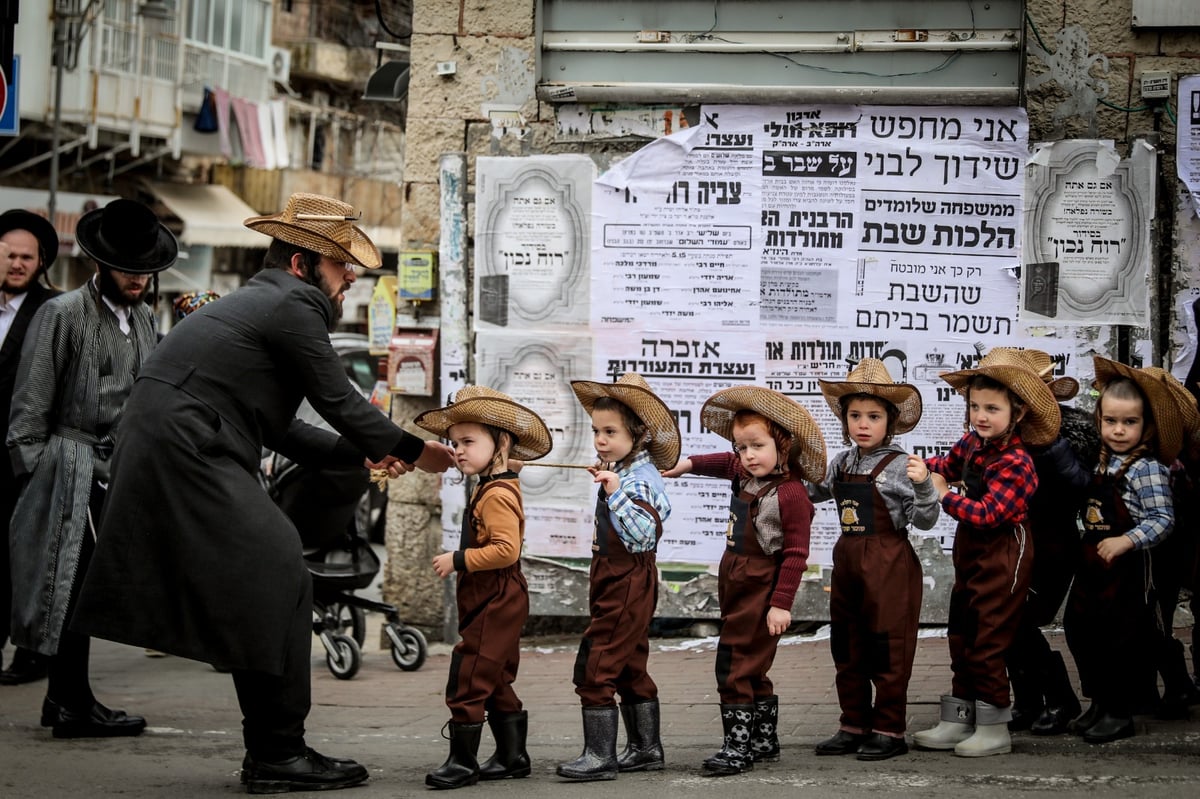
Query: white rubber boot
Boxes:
[
  {"xmin": 954, "ymin": 701, "xmax": 1013, "ymax": 757},
  {"xmin": 913, "ymin": 695, "xmax": 975, "ymax": 751}
]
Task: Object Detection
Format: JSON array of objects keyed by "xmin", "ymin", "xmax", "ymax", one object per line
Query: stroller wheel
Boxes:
[
  {"xmin": 325, "ymin": 633, "xmax": 362, "ymax": 680},
  {"xmin": 335, "ymin": 602, "xmax": 368, "ymax": 647},
  {"xmin": 387, "ymin": 624, "xmax": 428, "ymax": 672}
]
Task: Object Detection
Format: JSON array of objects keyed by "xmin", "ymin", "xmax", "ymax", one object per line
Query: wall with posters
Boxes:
[{"xmin": 447, "ymin": 105, "xmax": 1158, "ymax": 620}]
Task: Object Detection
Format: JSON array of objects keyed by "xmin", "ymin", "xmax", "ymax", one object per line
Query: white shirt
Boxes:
[
  {"xmin": 94, "ymin": 278, "xmax": 131, "ymax": 335},
  {"xmin": 0, "ymin": 291, "xmax": 28, "ymax": 346}
]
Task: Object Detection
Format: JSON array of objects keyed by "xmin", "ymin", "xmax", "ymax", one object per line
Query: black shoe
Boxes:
[
  {"xmin": 1069, "ymin": 702, "xmax": 1104, "ymax": 735},
  {"xmin": 0, "ymin": 650, "xmax": 49, "ymax": 685},
  {"xmin": 40, "ymin": 698, "xmax": 146, "ymax": 739},
  {"xmin": 855, "ymin": 732, "xmax": 908, "ymax": 761},
  {"xmin": 815, "ymin": 730, "xmax": 867, "ymax": 756},
  {"xmin": 242, "ymin": 748, "xmax": 368, "ymax": 794},
  {"xmin": 1081, "ymin": 713, "xmax": 1134, "ymax": 745}
]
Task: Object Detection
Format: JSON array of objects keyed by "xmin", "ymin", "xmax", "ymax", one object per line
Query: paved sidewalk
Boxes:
[{"xmin": 1, "ymin": 625, "xmax": 1198, "ymax": 798}]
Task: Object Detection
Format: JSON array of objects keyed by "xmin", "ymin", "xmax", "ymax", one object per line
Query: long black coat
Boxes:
[{"xmin": 74, "ymin": 268, "xmax": 423, "ymax": 674}]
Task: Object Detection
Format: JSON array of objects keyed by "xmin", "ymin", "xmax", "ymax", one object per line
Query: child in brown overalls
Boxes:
[
  {"xmin": 557, "ymin": 373, "xmax": 678, "ymax": 782},
  {"xmin": 913, "ymin": 353, "xmax": 1060, "ymax": 757},
  {"xmin": 1063, "ymin": 358, "xmax": 1182, "ymax": 744},
  {"xmin": 664, "ymin": 385, "xmax": 826, "ymax": 775},
  {"xmin": 415, "ymin": 386, "xmax": 552, "ymax": 789},
  {"xmin": 810, "ymin": 359, "xmax": 938, "ymax": 761}
]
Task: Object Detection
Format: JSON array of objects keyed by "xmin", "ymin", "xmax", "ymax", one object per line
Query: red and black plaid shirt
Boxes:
[{"xmin": 926, "ymin": 431, "xmax": 1037, "ymax": 529}]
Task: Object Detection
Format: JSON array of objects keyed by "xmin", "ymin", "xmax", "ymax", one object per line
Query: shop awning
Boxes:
[{"xmin": 146, "ymin": 182, "xmax": 266, "ymax": 248}]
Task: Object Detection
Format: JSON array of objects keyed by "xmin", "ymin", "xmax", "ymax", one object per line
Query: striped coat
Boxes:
[{"xmin": 5, "ymin": 281, "xmax": 156, "ymax": 655}]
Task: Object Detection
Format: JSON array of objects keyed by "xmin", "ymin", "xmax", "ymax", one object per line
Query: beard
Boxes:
[
  {"xmin": 97, "ymin": 268, "xmax": 150, "ymax": 307},
  {"xmin": 302, "ymin": 262, "xmax": 346, "ymax": 332}
]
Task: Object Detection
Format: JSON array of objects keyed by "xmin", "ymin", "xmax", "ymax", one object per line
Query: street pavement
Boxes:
[{"xmin": 1, "ymin": 625, "xmax": 1199, "ymax": 798}]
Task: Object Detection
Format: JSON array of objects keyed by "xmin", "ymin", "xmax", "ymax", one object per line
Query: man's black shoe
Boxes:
[
  {"xmin": 40, "ymin": 698, "xmax": 146, "ymax": 738},
  {"xmin": 241, "ymin": 748, "xmax": 368, "ymax": 794},
  {"xmin": 0, "ymin": 649, "xmax": 49, "ymax": 685},
  {"xmin": 855, "ymin": 732, "xmax": 909, "ymax": 761},
  {"xmin": 1081, "ymin": 713, "xmax": 1134, "ymax": 745}
]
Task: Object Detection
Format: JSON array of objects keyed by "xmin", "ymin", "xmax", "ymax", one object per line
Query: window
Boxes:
[{"xmin": 187, "ymin": 0, "xmax": 269, "ymax": 59}]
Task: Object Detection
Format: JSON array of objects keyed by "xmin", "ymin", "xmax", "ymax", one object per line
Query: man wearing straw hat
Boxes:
[
  {"xmin": 7, "ymin": 199, "xmax": 176, "ymax": 738},
  {"xmin": 0, "ymin": 208, "xmax": 61, "ymax": 687},
  {"xmin": 73, "ymin": 193, "xmax": 454, "ymax": 793}
]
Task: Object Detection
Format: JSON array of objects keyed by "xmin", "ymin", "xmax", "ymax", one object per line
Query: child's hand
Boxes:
[
  {"xmin": 662, "ymin": 457, "xmax": 692, "ymax": 478},
  {"xmin": 766, "ymin": 607, "xmax": 791, "ymax": 636},
  {"xmin": 905, "ymin": 454, "xmax": 929, "ymax": 483},
  {"xmin": 1097, "ymin": 534, "xmax": 1135, "ymax": 564},
  {"xmin": 432, "ymin": 552, "xmax": 456, "ymax": 579},
  {"xmin": 588, "ymin": 466, "xmax": 620, "ymax": 494}
]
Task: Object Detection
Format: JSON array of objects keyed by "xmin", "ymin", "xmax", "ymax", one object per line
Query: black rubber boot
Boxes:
[
  {"xmin": 750, "ymin": 696, "xmax": 780, "ymax": 762},
  {"xmin": 1156, "ymin": 636, "xmax": 1200, "ymax": 720},
  {"xmin": 479, "ymin": 710, "xmax": 531, "ymax": 781},
  {"xmin": 1031, "ymin": 651, "xmax": 1081, "ymax": 736},
  {"xmin": 1069, "ymin": 701, "xmax": 1104, "ymax": 735},
  {"xmin": 702, "ymin": 704, "xmax": 755, "ymax": 776},
  {"xmin": 426, "ymin": 721, "xmax": 483, "ymax": 790},
  {"xmin": 1007, "ymin": 665, "xmax": 1044, "ymax": 732},
  {"xmin": 556, "ymin": 706, "xmax": 619, "ymax": 781},
  {"xmin": 616, "ymin": 699, "xmax": 664, "ymax": 772}
]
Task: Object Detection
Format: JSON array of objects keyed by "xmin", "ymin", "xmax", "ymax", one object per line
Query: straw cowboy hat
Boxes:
[
  {"xmin": 75, "ymin": 199, "xmax": 178, "ymax": 274},
  {"xmin": 985, "ymin": 346, "xmax": 1080, "ymax": 401},
  {"xmin": 571, "ymin": 373, "xmax": 681, "ymax": 470},
  {"xmin": 1093, "ymin": 357, "xmax": 1187, "ymax": 463},
  {"xmin": 701, "ymin": 385, "xmax": 827, "ymax": 483},
  {"xmin": 414, "ymin": 385, "xmax": 552, "ymax": 462},
  {"xmin": 244, "ymin": 192, "xmax": 381, "ymax": 269},
  {"xmin": 818, "ymin": 357, "xmax": 922, "ymax": 434},
  {"xmin": 940, "ymin": 350, "xmax": 1062, "ymax": 446},
  {"xmin": 0, "ymin": 209, "xmax": 59, "ymax": 269},
  {"xmin": 1142, "ymin": 367, "xmax": 1200, "ymax": 453}
]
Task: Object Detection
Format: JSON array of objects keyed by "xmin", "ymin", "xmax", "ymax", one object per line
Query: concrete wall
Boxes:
[{"xmin": 384, "ymin": 0, "xmax": 1200, "ymax": 638}]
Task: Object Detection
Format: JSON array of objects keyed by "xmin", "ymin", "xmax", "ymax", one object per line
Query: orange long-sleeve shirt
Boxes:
[{"xmin": 458, "ymin": 476, "xmax": 525, "ymax": 573}]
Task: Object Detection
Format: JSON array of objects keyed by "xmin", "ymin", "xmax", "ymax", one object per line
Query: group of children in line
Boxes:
[{"xmin": 411, "ymin": 349, "xmax": 1200, "ymax": 788}]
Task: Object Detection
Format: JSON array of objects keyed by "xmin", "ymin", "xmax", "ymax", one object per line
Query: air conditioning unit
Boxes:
[{"xmin": 269, "ymin": 46, "xmax": 292, "ymax": 84}]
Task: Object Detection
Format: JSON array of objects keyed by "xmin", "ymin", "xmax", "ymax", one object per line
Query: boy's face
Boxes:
[
  {"xmin": 1098, "ymin": 394, "xmax": 1145, "ymax": 455},
  {"xmin": 591, "ymin": 408, "xmax": 634, "ymax": 465},
  {"xmin": 731, "ymin": 419, "xmax": 780, "ymax": 478},
  {"xmin": 845, "ymin": 396, "xmax": 890, "ymax": 453},
  {"xmin": 967, "ymin": 386, "xmax": 1017, "ymax": 442},
  {"xmin": 447, "ymin": 421, "xmax": 498, "ymax": 476}
]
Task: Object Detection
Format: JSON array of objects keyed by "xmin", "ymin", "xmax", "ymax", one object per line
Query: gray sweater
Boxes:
[{"xmin": 810, "ymin": 442, "xmax": 940, "ymax": 532}]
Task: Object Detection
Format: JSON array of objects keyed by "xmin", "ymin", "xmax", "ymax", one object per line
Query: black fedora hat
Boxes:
[
  {"xmin": 75, "ymin": 199, "xmax": 178, "ymax": 274},
  {"xmin": 0, "ymin": 209, "xmax": 59, "ymax": 269}
]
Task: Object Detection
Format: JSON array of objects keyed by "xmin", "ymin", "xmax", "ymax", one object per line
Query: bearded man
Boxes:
[
  {"xmin": 6, "ymin": 198, "xmax": 176, "ymax": 737},
  {"xmin": 0, "ymin": 209, "xmax": 61, "ymax": 686},
  {"xmin": 74, "ymin": 193, "xmax": 453, "ymax": 794}
]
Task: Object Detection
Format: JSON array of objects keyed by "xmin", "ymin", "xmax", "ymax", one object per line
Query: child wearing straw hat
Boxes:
[
  {"xmin": 557, "ymin": 374, "xmax": 678, "ymax": 782},
  {"xmin": 912, "ymin": 354, "xmax": 1060, "ymax": 758},
  {"xmin": 809, "ymin": 359, "xmax": 938, "ymax": 762},
  {"xmin": 1062, "ymin": 358, "xmax": 1182, "ymax": 744},
  {"xmin": 991, "ymin": 348, "xmax": 1094, "ymax": 737},
  {"xmin": 663, "ymin": 385, "xmax": 825, "ymax": 775},
  {"xmin": 414, "ymin": 386, "xmax": 553, "ymax": 789}
]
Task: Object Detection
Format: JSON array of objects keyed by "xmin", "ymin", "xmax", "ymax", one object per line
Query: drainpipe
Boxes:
[{"xmin": 437, "ymin": 152, "xmax": 469, "ymax": 645}]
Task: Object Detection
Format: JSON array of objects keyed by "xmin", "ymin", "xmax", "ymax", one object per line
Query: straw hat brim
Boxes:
[
  {"xmin": 818, "ymin": 380, "xmax": 923, "ymax": 434},
  {"xmin": 701, "ymin": 386, "xmax": 827, "ymax": 483},
  {"xmin": 414, "ymin": 397, "xmax": 552, "ymax": 461},
  {"xmin": 571, "ymin": 380, "xmax": 681, "ymax": 470},
  {"xmin": 941, "ymin": 365, "xmax": 1062, "ymax": 447},
  {"xmin": 244, "ymin": 218, "xmax": 382, "ymax": 269},
  {"xmin": 1047, "ymin": 376, "xmax": 1080, "ymax": 401},
  {"xmin": 1093, "ymin": 358, "xmax": 1184, "ymax": 463}
]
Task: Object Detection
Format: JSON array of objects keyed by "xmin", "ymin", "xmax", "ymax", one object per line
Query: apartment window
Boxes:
[{"xmin": 189, "ymin": 0, "xmax": 269, "ymax": 59}]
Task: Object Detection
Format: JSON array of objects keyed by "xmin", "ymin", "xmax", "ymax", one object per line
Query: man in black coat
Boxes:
[
  {"xmin": 0, "ymin": 209, "xmax": 58, "ymax": 686},
  {"xmin": 74, "ymin": 193, "xmax": 454, "ymax": 794}
]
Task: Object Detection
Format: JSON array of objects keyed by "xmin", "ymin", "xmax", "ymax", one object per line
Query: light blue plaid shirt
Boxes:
[
  {"xmin": 604, "ymin": 450, "xmax": 672, "ymax": 553},
  {"xmin": 1105, "ymin": 454, "xmax": 1173, "ymax": 550}
]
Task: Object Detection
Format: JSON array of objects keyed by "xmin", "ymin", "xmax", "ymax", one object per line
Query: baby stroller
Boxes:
[{"xmin": 262, "ymin": 451, "xmax": 428, "ymax": 680}]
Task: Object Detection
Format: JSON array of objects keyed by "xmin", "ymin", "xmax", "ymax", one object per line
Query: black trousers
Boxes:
[
  {"xmin": 0, "ymin": 472, "xmax": 16, "ymax": 649},
  {"xmin": 230, "ymin": 571, "xmax": 313, "ymax": 761}
]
